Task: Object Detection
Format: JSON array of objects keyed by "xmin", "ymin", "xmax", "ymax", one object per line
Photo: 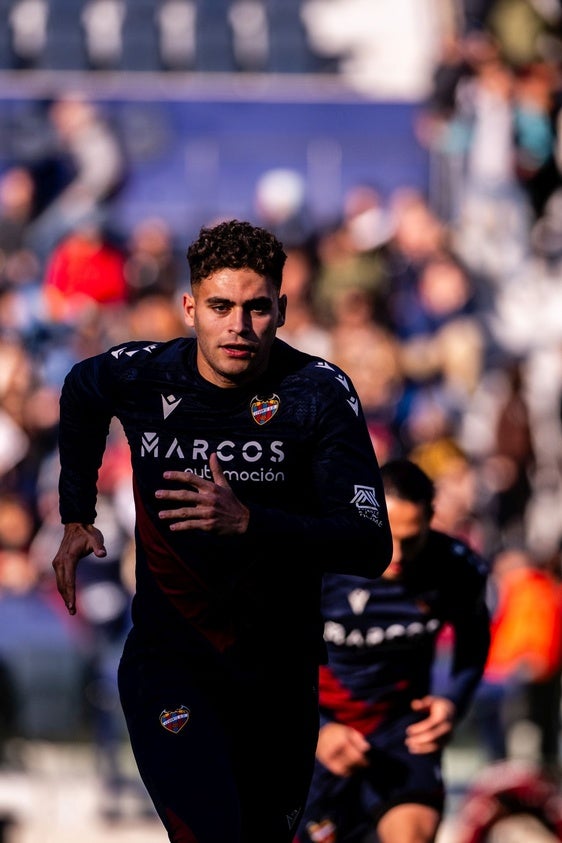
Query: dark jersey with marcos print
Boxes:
[
  {"xmin": 58, "ymin": 337, "xmax": 391, "ymax": 678},
  {"xmin": 318, "ymin": 531, "xmax": 490, "ymax": 732}
]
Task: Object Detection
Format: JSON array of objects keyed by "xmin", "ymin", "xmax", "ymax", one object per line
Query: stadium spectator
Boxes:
[
  {"xmin": 27, "ymin": 93, "xmax": 126, "ymax": 263},
  {"xmin": 470, "ymin": 546, "xmax": 562, "ymax": 771},
  {"xmin": 42, "ymin": 216, "xmax": 127, "ymax": 323}
]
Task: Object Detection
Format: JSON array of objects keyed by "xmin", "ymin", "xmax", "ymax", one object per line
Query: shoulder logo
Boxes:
[
  {"xmin": 314, "ymin": 361, "xmax": 360, "ymax": 414},
  {"xmin": 162, "ymin": 393, "xmax": 182, "ymax": 419},
  {"xmin": 111, "ymin": 343, "xmax": 158, "ymax": 359},
  {"xmin": 350, "ymin": 485, "xmax": 380, "ymax": 522},
  {"xmin": 336, "ymin": 372, "xmax": 350, "ymax": 391},
  {"xmin": 250, "ymin": 393, "xmax": 280, "ymax": 425},
  {"xmin": 111, "ymin": 346, "xmax": 129, "ymax": 358},
  {"xmin": 347, "ymin": 395, "xmax": 359, "ymax": 415}
]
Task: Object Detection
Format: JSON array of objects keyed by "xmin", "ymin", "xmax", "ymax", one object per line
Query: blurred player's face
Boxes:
[
  {"xmin": 183, "ymin": 268, "xmax": 286, "ymax": 388},
  {"xmin": 383, "ymin": 495, "xmax": 430, "ymax": 580}
]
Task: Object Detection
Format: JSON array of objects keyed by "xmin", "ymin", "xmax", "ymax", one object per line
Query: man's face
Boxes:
[
  {"xmin": 183, "ymin": 268, "xmax": 286, "ymax": 388},
  {"xmin": 383, "ymin": 495, "xmax": 430, "ymax": 580}
]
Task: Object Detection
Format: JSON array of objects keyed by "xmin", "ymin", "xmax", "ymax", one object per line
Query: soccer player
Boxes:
[
  {"xmin": 51, "ymin": 219, "xmax": 392, "ymax": 843},
  {"xmin": 295, "ymin": 458, "xmax": 490, "ymax": 843}
]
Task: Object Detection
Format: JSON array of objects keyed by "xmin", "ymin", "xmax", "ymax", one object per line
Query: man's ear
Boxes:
[
  {"xmin": 183, "ymin": 292, "xmax": 195, "ymax": 327},
  {"xmin": 277, "ymin": 294, "xmax": 287, "ymax": 328}
]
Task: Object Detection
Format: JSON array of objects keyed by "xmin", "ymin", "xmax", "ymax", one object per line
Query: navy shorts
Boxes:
[
  {"xmin": 295, "ymin": 712, "xmax": 445, "ymax": 843},
  {"xmin": 118, "ymin": 631, "xmax": 319, "ymax": 843}
]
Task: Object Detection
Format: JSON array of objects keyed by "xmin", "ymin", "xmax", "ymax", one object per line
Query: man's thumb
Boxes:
[{"xmin": 209, "ymin": 452, "xmax": 230, "ymax": 487}]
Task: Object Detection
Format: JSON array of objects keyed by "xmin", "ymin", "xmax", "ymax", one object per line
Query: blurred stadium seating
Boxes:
[
  {"xmin": 0, "ymin": 0, "xmax": 437, "ymax": 238},
  {"xmin": 0, "ymin": 0, "xmax": 335, "ymax": 74}
]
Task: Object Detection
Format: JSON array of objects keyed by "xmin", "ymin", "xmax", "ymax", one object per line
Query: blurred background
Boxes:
[{"xmin": 0, "ymin": 0, "xmax": 562, "ymax": 840}]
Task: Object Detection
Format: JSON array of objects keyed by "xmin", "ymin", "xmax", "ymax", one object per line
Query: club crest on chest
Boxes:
[{"xmin": 250, "ymin": 394, "xmax": 280, "ymax": 425}]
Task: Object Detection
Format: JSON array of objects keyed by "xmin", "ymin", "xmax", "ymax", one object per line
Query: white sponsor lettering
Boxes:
[
  {"xmin": 216, "ymin": 440, "xmax": 235, "ymax": 461},
  {"xmin": 164, "ymin": 439, "xmax": 185, "ymax": 459},
  {"xmin": 324, "ymin": 617, "xmax": 441, "ymax": 648},
  {"xmin": 141, "ymin": 432, "xmax": 158, "ymax": 456},
  {"xmin": 241, "ymin": 441, "xmax": 262, "ymax": 462},
  {"xmin": 141, "ymin": 435, "xmax": 285, "ymax": 464},
  {"xmin": 223, "ymin": 468, "xmax": 285, "ymax": 483}
]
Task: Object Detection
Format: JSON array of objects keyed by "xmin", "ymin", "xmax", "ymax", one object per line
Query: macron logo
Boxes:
[
  {"xmin": 162, "ymin": 394, "xmax": 182, "ymax": 419},
  {"xmin": 348, "ymin": 588, "xmax": 370, "ymax": 615}
]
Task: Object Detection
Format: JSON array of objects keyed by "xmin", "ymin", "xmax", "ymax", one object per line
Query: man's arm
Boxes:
[
  {"xmin": 405, "ymin": 594, "xmax": 490, "ymax": 754},
  {"xmin": 405, "ymin": 540, "xmax": 491, "ymax": 753},
  {"xmin": 54, "ymin": 354, "xmax": 115, "ymax": 613},
  {"xmin": 58, "ymin": 355, "xmax": 114, "ymax": 524},
  {"xmin": 439, "ymin": 590, "xmax": 491, "ymax": 720}
]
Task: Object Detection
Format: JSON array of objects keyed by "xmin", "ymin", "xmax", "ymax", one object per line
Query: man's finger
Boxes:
[{"xmin": 209, "ymin": 452, "xmax": 230, "ymax": 488}]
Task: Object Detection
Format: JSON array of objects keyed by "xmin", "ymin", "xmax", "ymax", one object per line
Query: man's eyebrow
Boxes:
[
  {"xmin": 206, "ymin": 296, "xmax": 234, "ymax": 306},
  {"xmin": 246, "ymin": 296, "xmax": 274, "ymax": 307},
  {"xmin": 206, "ymin": 295, "xmax": 274, "ymax": 307}
]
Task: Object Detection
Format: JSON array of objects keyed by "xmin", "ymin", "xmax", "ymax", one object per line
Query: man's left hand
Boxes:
[
  {"xmin": 405, "ymin": 696, "xmax": 456, "ymax": 754},
  {"xmin": 155, "ymin": 452, "xmax": 250, "ymax": 535}
]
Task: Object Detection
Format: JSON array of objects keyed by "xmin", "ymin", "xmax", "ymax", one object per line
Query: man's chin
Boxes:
[
  {"xmin": 216, "ymin": 362, "xmax": 257, "ymax": 387},
  {"xmin": 383, "ymin": 562, "xmax": 402, "ymax": 580}
]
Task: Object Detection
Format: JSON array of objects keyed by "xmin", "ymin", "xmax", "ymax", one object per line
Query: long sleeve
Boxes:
[
  {"xmin": 445, "ymin": 595, "xmax": 491, "ymax": 719},
  {"xmin": 58, "ymin": 354, "xmax": 114, "ymax": 524}
]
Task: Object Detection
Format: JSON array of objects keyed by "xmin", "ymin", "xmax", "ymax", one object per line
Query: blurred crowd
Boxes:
[{"xmin": 0, "ymin": 0, "xmax": 562, "ymax": 824}]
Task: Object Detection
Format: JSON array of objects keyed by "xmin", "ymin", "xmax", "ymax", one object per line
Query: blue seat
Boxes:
[
  {"xmin": 195, "ymin": 3, "xmax": 236, "ymax": 72},
  {"xmin": 42, "ymin": 0, "xmax": 88, "ymax": 69},
  {"xmin": 120, "ymin": 4, "xmax": 161, "ymax": 70}
]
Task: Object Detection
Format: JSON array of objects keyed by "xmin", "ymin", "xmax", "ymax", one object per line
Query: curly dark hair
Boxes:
[{"xmin": 187, "ymin": 219, "xmax": 287, "ymax": 290}]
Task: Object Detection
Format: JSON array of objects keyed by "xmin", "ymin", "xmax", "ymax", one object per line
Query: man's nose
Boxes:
[{"xmin": 228, "ymin": 307, "xmax": 250, "ymax": 333}]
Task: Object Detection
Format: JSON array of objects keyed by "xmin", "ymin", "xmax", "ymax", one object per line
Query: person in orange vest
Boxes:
[{"xmin": 471, "ymin": 546, "xmax": 562, "ymax": 771}]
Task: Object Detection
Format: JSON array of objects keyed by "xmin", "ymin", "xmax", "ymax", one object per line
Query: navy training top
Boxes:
[
  {"xmin": 58, "ymin": 337, "xmax": 392, "ymax": 680},
  {"xmin": 319, "ymin": 531, "xmax": 490, "ymax": 733}
]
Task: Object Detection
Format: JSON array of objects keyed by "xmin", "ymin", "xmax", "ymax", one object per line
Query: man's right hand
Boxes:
[
  {"xmin": 52, "ymin": 522, "xmax": 106, "ymax": 615},
  {"xmin": 315, "ymin": 722, "xmax": 371, "ymax": 777}
]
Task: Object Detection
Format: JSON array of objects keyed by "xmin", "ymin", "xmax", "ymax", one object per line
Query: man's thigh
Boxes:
[
  {"xmin": 118, "ymin": 640, "xmax": 319, "ymax": 843},
  {"xmin": 118, "ymin": 642, "xmax": 240, "ymax": 841}
]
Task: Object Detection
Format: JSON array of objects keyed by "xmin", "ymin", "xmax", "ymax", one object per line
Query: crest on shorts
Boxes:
[
  {"xmin": 306, "ymin": 818, "xmax": 337, "ymax": 843},
  {"xmin": 159, "ymin": 705, "xmax": 191, "ymax": 733},
  {"xmin": 250, "ymin": 393, "xmax": 280, "ymax": 425}
]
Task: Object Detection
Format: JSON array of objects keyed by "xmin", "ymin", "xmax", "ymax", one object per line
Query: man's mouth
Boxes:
[{"xmin": 222, "ymin": 344, "xmax": 254, "ymax": 358}]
